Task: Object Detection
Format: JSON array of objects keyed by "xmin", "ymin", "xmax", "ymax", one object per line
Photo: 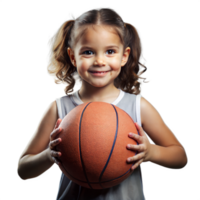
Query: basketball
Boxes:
[{"xmin": 55, "ymin": 101, "xmax": 139, "ymax": 189}]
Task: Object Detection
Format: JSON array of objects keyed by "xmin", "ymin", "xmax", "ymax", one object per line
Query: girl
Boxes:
[{"xmin": 18, "ymin": 8, "xmax": 187, "ymax": 200}]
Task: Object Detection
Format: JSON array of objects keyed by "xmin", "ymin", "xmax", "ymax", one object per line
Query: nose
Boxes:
[{"xmin": 93, "ymin": 55, "xmax": 106, "ymax": 66}]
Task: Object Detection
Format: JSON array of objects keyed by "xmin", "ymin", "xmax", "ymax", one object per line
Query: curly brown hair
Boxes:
[{"xmin": 47, "ymin": 8, "xmax": 147, "ymax": 95}]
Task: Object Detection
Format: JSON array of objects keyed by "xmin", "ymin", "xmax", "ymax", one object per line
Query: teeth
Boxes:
[{"xmin": 92, "ymin": 71, "xmax": 106, "ymax": 73}]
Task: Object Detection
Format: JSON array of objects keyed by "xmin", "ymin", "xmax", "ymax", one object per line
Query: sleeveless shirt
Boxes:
[{"xmin": 55, "ymin": 89, "xmax": 145, "ymax": 200}]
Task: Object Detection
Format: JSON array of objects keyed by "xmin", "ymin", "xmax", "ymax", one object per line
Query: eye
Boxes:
[
  {"xmin": 83, "ymin": 51, "xmax": 91, "ymax": 54},
  {"xmin": 83, "ymin": 49, "xmax": 115, "ymax": 54},
  {"xmin": 108, "ymin": 49, "xmax": 115, "ymax": 53}
]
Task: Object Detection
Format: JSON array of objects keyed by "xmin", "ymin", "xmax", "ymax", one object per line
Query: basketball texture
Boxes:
[{"xmin": 55, "ymin": 101, "xmax": 139, "ymax": 189}]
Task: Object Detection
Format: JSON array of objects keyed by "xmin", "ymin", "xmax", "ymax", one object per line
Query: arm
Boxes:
[
  {"xmin": 146, "ymin": 143, "xmax": 188, "ymax": 169},
  {"xmin": 17, "ymin": 149, "xmax": 54, "ymax": 181},
  {"xmin": 141, "ymin": 97, "xmax": 187, "ymax": 168},
  {"xmin": 17, "ymin": 101, "xmax": 62, "ymax": 180}
]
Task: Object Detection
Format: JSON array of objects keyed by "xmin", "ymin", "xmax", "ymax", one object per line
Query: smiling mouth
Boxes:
[{"xmin": 89, "ymin": 70, "xmax": 110, "ymax": 73}]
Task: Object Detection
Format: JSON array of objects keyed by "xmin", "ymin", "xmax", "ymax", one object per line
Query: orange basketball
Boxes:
[{"xmin": 55, "ymin": 101, "xmax": 138, "ymax": 189}]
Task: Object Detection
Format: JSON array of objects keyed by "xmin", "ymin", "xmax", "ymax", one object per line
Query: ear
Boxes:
[
  {"xmin": 121, "ymin": 47, "xmax": 131, "ymax": 67},
  {"xmin": 67, "ymin": 47, "xmax": 76, "ymax": 67}
]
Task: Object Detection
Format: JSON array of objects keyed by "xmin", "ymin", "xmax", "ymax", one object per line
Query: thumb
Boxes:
[
  {"xmin": 135, "ymin": 122, "xmax": 138, "ymax": 127},
  {"xmin": 134, "ymin": 122, "xmax": 140, "ymax": 130},
  {"xmin": 135, "ymin": 122, "xmax": 141, "ymax": 133},
  {"xmin": 55, "ymin": 118, "xmax": 62, "ymax": 129}
]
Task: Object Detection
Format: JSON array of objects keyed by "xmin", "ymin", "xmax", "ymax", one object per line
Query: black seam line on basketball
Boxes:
[
  {"xmin": 98, "ymin": 104, "xmax": 119, "ymax": 183},
  {"xmin": 79, "ymin": 102, "xmax": 93, "ymax": 189}
]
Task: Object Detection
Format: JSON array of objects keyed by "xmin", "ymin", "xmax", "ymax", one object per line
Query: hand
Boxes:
[
  {"xmin": 47, "ymin": 118, "xmax": 62, "ymax": 166},
  {"xmin": 126, "ymin": 122, "xmax": 152, "ymax": 171}
]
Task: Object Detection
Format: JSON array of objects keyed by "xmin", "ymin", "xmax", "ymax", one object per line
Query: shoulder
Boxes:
[
  {"xmin": 140, "ymin": 95, "xmax": 165, "ymax": 126},
  {"xmin": 140, "ymin": 97, "xmax": 162, "ymax": 127}
]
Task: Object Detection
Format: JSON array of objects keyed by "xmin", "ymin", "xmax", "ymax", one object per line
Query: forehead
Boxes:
[{"xmin": 74, "ymin": 25, "xmax": 122, "ymax": 48}]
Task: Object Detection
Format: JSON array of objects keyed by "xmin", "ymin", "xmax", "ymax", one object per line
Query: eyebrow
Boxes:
[{"xmin": 79, "ymin": 45, "xmax": 119, "ymax": 52}]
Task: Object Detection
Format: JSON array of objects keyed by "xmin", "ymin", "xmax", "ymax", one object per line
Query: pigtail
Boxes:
[
  {"xmin": 47, "ymin": 17, "xmax": 80, "ymax": 93},
  {"xmin": 115, "ymin": 22, "xmax": 151, "ymax": 95}
]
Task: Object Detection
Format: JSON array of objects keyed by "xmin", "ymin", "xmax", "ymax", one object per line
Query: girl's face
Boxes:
[{"xmin": 68, "ymin": 25, "xmax": 130, "ymax": 89}]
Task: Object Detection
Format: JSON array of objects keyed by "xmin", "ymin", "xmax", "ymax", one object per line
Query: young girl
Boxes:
[{"xmin": 18, "ymin": 8, "xmax": 187, "ymax": 200}]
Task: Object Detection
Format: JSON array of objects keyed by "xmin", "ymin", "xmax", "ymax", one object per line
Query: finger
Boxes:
[
  {"xmin": 127, "ymin": 144, "xmax": 145, "ymax": 152},
  {"xmin": 51, "ymin": 150, "xmax": 61, "ymax": 162},
  {"xmin": 129, "ymin": 133, "xmax": 139, "ymax": 139},
  {"xmin": 54, "ymin": 118, "xmax": 62, "ymax": 129},
  {"xmin": 134, "ymin": 122, "xmax": 140, "ymax": 130},
  {"xmin": 51, "ymin": 127, "xmax": 62, "ymax": 141},
  {"xmin": 51, "ymin": 150, "xmax": 62, "ymax": 157},
  {"xmin": 49, "ymin": 138, "xmax": 62, "ymax": 150},
  {"xmin": 127, "ymin": 152, "xmax": 144, "ymax": 163},
  {"xmin": 135, "ymin": 122, "xmax": 140, "ymax": 128},
  {"xmin": 131, "ymin": 159, "xmax": 143, "ymax": 170},
  {"xmin": 57, "ymin": 118, "xmax": 62, "ymax": 126},
  {"xmin": 54, "ymin": 120, "xmax": 59, "ymax": 129},
  {"xmin": 135, "ymin": 122, "xmax": 142, "ymax": 134},
  {"xmin": 131, "ymin": 163, "xmax": 138, "ymax": 170},
  {"xmin": 50, "ymin": 138, "xmax": 61, "ymax": 149},
  {"xmin": 129, "ymin": 134, "xmax": 141, "ymax": 147},
  {"xmin": 135, "ymin": 122, "xmax": 140, "ymax": 131},
  {"xmin": 131, "ymin": 162, "xmax": 139, "ymax": 171},
  {"xmin": 54, "ymin": 121, "xmax": 58, "ymax": 129}
]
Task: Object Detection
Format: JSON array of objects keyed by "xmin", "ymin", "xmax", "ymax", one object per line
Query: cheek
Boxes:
[
  {"xmin": 108, "ymin": 57, "xmax": 122, "ymax": 70},
  {"xmin": 77, "ymin": 59, "xmax": 91, "ymax": 72},
  {"xmin": 109, "ymin": 58, "xmax": 121, "ymax": 71}
]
